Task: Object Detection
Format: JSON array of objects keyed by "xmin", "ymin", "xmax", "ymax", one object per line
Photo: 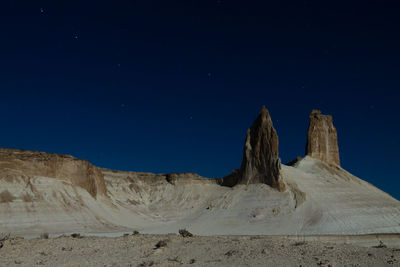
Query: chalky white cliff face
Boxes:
[{"xmin": 0, "ymin": 107, "xmax": 399, "ymax": 237}]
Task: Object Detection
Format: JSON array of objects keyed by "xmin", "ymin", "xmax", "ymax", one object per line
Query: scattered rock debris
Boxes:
[
  {"xmin": 225, "ymin": 250, "xmax": 239, "ymax": 257},
  {"xmin": 138, "ymin": 260, "xmax": 154, "ymax": 266},
  {"xmin": 167, "ymin": 256, "xmax": 182, "ymax": 263},
  {"xmin": 0, "ymin": 234, "xmax": 398, "ymax": 266},
  {"xmin": 261, "ymin": 248, "xmax": 269, "ymax": 254},
  {"xmin": 315, "ymin": 258, "xmax": 330, "ymax": 266}
]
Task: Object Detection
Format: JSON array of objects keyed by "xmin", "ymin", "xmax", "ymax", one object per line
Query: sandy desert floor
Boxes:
[{"xmin": 1, "ymin": 233, "xmax": 399, "ymax": 267}]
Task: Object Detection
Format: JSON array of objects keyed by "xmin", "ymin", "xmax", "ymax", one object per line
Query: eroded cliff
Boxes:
[{"xmin": 0, "ymin": 148, "xmax": 107, "ymax": 198}]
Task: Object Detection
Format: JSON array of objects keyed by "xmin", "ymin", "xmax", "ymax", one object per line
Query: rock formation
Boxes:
[
  {"xmin": 221, "ymin": 106, "xmax": 285, "ymax": 191},
  {"xmin": 165, "ymin": 173, "xmax": 217, "ymax": 185},
  {"xmin": 0, "ymin": 148, "xmax": 107, "ymax": 198},
  {"xmin": 306, "ymin": 110, "xmax": 340, "ymax": 166}
]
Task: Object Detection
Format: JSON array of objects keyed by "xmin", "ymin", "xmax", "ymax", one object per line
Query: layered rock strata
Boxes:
[
  {"xmin": 0, "ymin": 148, "xmax": 107, "ymax": 198},
  {"xmin": 305, "ymin": 110, "xmax": 340, "ymax": 166}
]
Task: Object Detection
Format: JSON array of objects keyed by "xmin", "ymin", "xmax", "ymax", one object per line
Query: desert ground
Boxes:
[{"xmin": 1, "ymin": 233, "xmax": 399, "ymax": 266}]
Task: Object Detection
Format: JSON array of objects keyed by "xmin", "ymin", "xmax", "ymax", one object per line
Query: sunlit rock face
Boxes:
[
  {"xmin": 0, "ymin": 148, "xmax": 107, "ymax": 198},
  {"xmin": 221, "ymin": 106, "xmax": 285, "ymax": 191},
  {"xmin": 306, "ymin": 110, "xmax": 340, "ymax": 166}
]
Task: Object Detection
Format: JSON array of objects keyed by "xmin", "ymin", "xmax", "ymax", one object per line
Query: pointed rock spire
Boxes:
[
  {"xmin": 306, "ymin": 110, "xmax": 340, "ymax": 166},
  {"xmin": 220, "ymin": 106, "xmax": 285, "ymax": 191}
]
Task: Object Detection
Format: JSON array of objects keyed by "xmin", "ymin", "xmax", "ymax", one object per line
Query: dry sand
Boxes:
[{"xmin": 1, "ymin": 233, "xmax": 399, "ymax": 266}]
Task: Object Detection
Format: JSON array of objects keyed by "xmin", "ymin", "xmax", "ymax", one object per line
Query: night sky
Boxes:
[{"xmin": 1, "ymin": 1, "xmax": 399, "ymax": 199}]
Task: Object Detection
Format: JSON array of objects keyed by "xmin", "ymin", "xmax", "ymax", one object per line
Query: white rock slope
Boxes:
[
  {"xmin": 1, "ymin": 154, "xmax": 399, "ymax": 236},
  {"xmin": 0, "ymin": 107, "xmax": 399, "ymax": 237}
]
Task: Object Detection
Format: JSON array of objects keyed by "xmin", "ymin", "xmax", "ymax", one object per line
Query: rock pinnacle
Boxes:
[
  {"xmin": 306, "ymin": 110, "xmax": 340, "ymax": 166},
  {"xmin": 221, "ymin": 106, "xmax": 285, "ymax": 191}
]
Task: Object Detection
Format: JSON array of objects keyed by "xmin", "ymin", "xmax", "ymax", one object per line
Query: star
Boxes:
[
  {"xmin": 73, "ymin": 34, "xmax": 79, "ymax": 39},
  {"xmin": 40, "ymin": 8, "xmax": 44, "ymax": 14}
]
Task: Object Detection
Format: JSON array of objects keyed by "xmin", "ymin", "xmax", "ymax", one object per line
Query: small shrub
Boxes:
[
  {"xmin": 178, "ymin": 229, "xmax": 193, "ymax": 237},
  {"xmin": 225, "ymin": 250, "xmax": 239, "ymax": 257},
  {"xmin": 373, "ymin": 240, "xmax": 387, "ymax": 248},
  {"xmin": 154, "ymin": 240, "xmax": 168, "ymax": 249},
  {"xmin": 0, "ymin": 233, "xmax": 10, "ymax": 242},
  {"xmin": 292, "ymin": 241, "xmax": 306, "ymax": 246},
  {"xmin": 70, "ymin": 233, "xmax": 82, "ymax": 238},
  {"xmin": 40, "ymin": 233, "xmax": 49, "ymax": 239},
  {"xmin": 138, "ymin": 261, "xmax": 154, "ymax": 267}
]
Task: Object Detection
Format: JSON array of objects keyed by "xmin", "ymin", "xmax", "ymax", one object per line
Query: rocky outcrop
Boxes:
[
  {"xmin": 217, "ymin": 169, "xmax": 240, "ymax": 187},
  {"xmin": 306, "ymin": 110, "xmax": 340, "ymax": 166},
  {"xmin": 0, "ymin": 148, "xmax": 107, "ymax": 198},
  {"xmin": 165, "ymin": 173, "xmax": 217, "ymax": 186},
  {"xmin": 221, "ymin": 106, "xmax": 285, "ymax": 191}
]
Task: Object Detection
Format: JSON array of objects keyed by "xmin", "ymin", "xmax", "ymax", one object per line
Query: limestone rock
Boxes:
[
  {"xmin": 0, "ymin": 148, "xmax": 107, "ymax": 198},
  {"xmin": 165, "ymin": 173, "xmax": 217, "ymax": 186},
  {"xmin": 221, "ymin": 106, "xmax": 285, "ymax": 191},
  {"xmin": 217, "ymin": 169, "xmax": 240, "ymax": 187},
  {"xmin": 305, "ymin": 110, "xmax": 340, "ymax": 166}
]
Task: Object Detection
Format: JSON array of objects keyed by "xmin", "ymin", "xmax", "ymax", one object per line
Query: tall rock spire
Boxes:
[
  {"xmin": 220, "ymin": 106, "xmax": 285, "ymax": 191},
  {"xmin": 306, "ymin": 110, "xmax": 340, "ymax": 166}
]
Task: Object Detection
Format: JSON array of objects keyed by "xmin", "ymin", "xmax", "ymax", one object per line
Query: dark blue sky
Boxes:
[{"xmin": 1, "ymin": 1, "xmax": 399, "ymax": 199}]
